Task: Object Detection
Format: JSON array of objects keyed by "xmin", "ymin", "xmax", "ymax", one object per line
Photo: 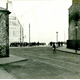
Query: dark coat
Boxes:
[{"xmin": 53, "ymin": 44, "xmax": 56, "ymax": 49}]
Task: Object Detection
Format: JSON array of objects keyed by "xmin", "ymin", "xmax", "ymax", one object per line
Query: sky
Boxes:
[{"xmin": 0, "ymin": 0, "xmax": 72, "ymax": 44}]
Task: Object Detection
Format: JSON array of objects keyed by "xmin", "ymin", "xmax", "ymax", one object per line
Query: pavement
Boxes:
[
  {"xmin": 0, "ymin": 46, "xmax": 80, "ymax": 79},
  {"xmin": 0, "ymin": 67, "xmax": 15, "ymax": 79},
  {"xmin": 0, "ymin": 54, "xmax": 28, "ymax": 79},
  {"xmin": 57, "ymin": 46, "xmax": 80, "ymax": 55}
]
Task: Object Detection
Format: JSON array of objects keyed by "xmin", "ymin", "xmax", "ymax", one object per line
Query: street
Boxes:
[{"xmin": 1, "ymin": 46, "xmax": 80, "ymax": 79}]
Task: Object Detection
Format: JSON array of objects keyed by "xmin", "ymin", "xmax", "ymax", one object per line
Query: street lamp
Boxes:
[{"xmin": 75, "ymin": 24, "xmax": 78, "ymax": 54}]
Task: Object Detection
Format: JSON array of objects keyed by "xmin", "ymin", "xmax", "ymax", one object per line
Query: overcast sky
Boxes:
[{"xmin": 0, "ymin": 0, "xmax": 72, "ymax": 44}]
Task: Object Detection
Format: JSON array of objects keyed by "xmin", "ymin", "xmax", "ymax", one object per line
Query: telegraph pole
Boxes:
[
  {"xmin": 29, "ymin": 23, "xmax": 30, "ymax": 46},
  {"xmin": 56, "ymin": 32, "xmax": 58, "ymax": 42},
  {"xmin": 64, "ymin": 30, "xmax": 65, "ymax": 42},
  {"xmin": 56, "ymin": 32, "xmax": 58, "ymax": 48},
  {"xmin": 20, "ymin": 26, "xmax": 21, "ymax": 46}
]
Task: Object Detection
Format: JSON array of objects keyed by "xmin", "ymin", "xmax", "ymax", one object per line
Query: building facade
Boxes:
[
  {"xmin": 8, "ymin": 1, "xmax": 24, "ymax": 45},
  {"xmin": 0, "ymin": 7, "xmax": 10, "ymax": 57},
  {"xmin": 68, "ymin": 0, "xmax": 80, "ymax": 40},
  {"xmin": 68, "ymin": 0, "xmax": 80, "ymax": 49}
]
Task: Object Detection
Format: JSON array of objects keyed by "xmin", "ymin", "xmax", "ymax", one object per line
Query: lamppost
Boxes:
[{"xmin": 75, "ymin": 24, "xmax": 78, "ymax": 54}]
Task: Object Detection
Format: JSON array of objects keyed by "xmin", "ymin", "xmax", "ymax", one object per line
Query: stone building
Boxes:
[
  {"xmin": 68, "ymin": 0, "xmax": 80, "ymax": 40},
  {"xmin": 0, "ymin": 7, "xmax": 10, "ymax": 57},
  {"xmin": 68, "ymin": 0, "xmax": 80, "ymax": 49},
  {"xmin": 8, "ymin": 1, "xmax": 24, "ymax": 45}
]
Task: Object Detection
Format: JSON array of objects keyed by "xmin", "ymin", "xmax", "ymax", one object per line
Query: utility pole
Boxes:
[
  {"xmin": 64, "ymin": 30, "xmax": 65, "ymax": 42},
  {"xmin": 29, "ymin": 23, "xmax": 30, "ymax": 46},
  {"xmin": 56, "ymin": 32, "xmax": 58, "ymax": 48},
  {"xmin": 56, "ymin": 32, "xmax": 58, "ymax": 42},
  {"xmin": 20, "ymin": 26, "xmax": 21, "ymax": 46},
  {"xmin": 75, "ymin": 24, "xmax": 78, "ymax": 54}
]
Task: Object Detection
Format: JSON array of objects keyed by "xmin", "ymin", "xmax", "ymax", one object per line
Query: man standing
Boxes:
[{"xmin": 52, "ymin": 43, "xmax": 56, "ymax": 53}]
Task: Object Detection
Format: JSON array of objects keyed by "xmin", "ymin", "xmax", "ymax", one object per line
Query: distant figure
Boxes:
[{"xmin": 52, "ymin": 43, "xmax": 56, "ymax": 53}]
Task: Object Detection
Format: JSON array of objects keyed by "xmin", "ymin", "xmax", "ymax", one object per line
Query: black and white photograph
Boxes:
[{"xmin": 0, "ymin": 0, "xmax": 80, "ymax": 79}]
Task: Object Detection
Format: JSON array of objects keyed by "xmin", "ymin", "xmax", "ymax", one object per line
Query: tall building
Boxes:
[
  {"xmin": 68, "ymin": 0, "xmax": 80, "ymax": 49},
  {"xmin": 7, "ymin": 1, "xmax": 24, "ymax": 45}
]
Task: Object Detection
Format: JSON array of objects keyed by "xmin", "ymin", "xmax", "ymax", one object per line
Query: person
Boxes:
[{"xmin": 52, "ymin": 43, "xmax": 56, "ymax": 53}]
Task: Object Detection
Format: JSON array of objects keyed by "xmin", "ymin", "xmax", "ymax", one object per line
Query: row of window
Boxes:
[
  {"xmin": 9, "ymin": 20, "xmax": 19, "ymax": 26},
  {"xmin": 9, "ymin": 30, "xmax": 20, "ymax": 36}
]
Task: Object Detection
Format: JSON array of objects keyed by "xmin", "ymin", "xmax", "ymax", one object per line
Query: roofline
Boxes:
[
  {"xmin": 0, "ymin": 10, "xmax": 11, "ymax": 14},
  {"xmin": 68, "ymin": 5, "xmax": 73, "ymax": 10}
]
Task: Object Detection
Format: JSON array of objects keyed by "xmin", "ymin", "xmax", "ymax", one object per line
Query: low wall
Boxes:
[{"xmin": 67, "ymin": 40, "xmax": 80, "ymax": 50}]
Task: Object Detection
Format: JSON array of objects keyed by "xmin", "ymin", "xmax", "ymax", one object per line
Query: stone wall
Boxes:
[
  {"xmin": 68, "ymin": 1, "xmax": 80, "ymax": 40},
  {"xmin": 67, "ymin": 0, "xmax": 80, "ymax": 49},
  {"xmin": 0, "ymin": 12, "xmax": 7, "ymax": 57}
]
